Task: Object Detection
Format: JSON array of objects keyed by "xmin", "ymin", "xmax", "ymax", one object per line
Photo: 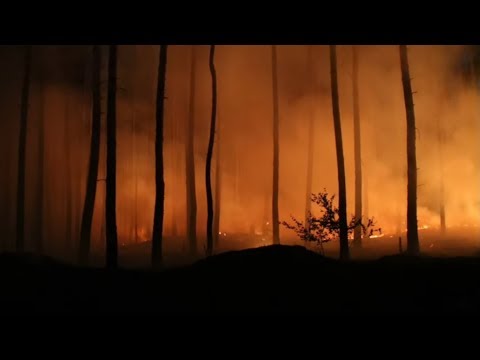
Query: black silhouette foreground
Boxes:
[{"xmin": 2, "ymin": 245, "xmax": 480, "ymax": 314}]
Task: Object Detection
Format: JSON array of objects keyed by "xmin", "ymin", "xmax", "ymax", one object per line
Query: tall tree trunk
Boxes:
[
  {"xmin": 64, "ymin": 89, "xmax": 73, "ymax": 252},
  {"xmin": 151, "ymin": 45, "xmax": 168, "ymax": 267},
  {"xmin": 329, "ymin": 45, "xmax": 349, "ymax": 261},
  {"xmin": 35, "ymin": 76, "xmax": 45, "ymax": 254},
  {"xmin": 213, "ymin": 111, "xmax": 222, "ymax": 250},
  {"xmin": 186, "ymin": 45, "xmax": 198, "ymax": 256},
  {"xmin": 352, "ymin": 45, "xmax": 363, "ymax": 247},
  {"xmin": 79, "ymin": 45, "xmax": 101, "ymax": 265},
  {"xmin": 205, "ymin": 45, "xmax": 217, "ymax": 256},
  {"xmin": 271, "ymin": 45, "xmax": 280, "ymax": 245},
  {"xmin": 131, "ymin": 75, "xmax": 138, "ymax": 243},
  {"xmin": 304, "ymin": 46, "xmax": 314, "ymax": 235},
  {"xmin": 437, "ymin": 118, "xmax": 446, "ymax": 234},
  {"xmin": 106, "ymin": 45, "xmax": 119, "ymax": 269},
  {"xmin": 16, "ymin": 45, "xmax": 32, "ymax": 252},
  {"xmin": 399, "ymin": 45, "xmax": 420, "ymax": 255}
]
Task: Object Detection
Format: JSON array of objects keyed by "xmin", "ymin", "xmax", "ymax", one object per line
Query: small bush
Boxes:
[{"xmin": 281, "ymin": 190, "xmax": 380, "ymax": 253}]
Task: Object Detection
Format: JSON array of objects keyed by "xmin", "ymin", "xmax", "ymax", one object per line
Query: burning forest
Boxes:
[{"xmin": 1, "ymin": 44, "xmax": 480, "ymax": 268}]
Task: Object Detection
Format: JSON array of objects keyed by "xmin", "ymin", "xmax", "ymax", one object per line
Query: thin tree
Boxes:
[
  {"xmin": 79, "ymin": 45, "xmax": 101, "ymax": 265},
  {"xmin": 213, "ymin": 109, "xmax": 222, "ymax": 250},
  {"xmin": 186, "ymin": 45, "xmax": 198, "ymax": 256},
  {"xmin": 16, "ymin": 45, "xmax": 32, "ymax": 252},
  {"xmin": 437, "ymin": 114, "xmax": 446, "ymax": 234},
  {"xmin": 35, "ymin": 75, "xmax": 45, "ymax": 254},
  {"xmin": 352, "ymin": 45, "xmax": 363, "ymax": 247},
  {"xmin": 151, "ymin": 45, "xmax": 168, "ymax": 267},
  {"xmin": 399, "ymin": 45, "xmax": 420, "ymax": 255},
  {"xmin": 64, "ymin": 88, "xmax": 73, "ymax": 251},
  {"xmin": 105, "ymin": 45, "xmax": 119, "ymax": 268},
  {"xmin": 329, "ymin": 45, "xmax": 349, "ymax": 260},
  {"xmin": 205, "ymin": 45, "xmax": 217, "ymax": 256},
  {"xmin": 304, "ymin": 45, "xmax": 315, "ymax": 235},
  {"xmin": 271, "ymin": 45, "xmax": 280, "ymax": 245}
]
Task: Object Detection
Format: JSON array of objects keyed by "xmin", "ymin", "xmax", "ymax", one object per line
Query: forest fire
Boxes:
[{"xmin": 0, "ymin": 44, "xmax": 479, "ymax": 266}]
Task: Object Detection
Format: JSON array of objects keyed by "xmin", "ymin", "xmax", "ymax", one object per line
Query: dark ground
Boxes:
[{"xmin": 2, "ymin": 244, "xmax": 480, "ymax": 314}]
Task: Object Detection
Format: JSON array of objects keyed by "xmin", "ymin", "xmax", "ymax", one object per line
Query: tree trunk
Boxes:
[
  {"xmin": 271, "ymin": 45, "xmax": 280, "ymax": 245},
  {"xmin": 329, "ymin": 45, "xmax": 349, "ymax": 261},
  {"xmin": 64, "ymin": 88, "xmax": 73, "ymax": 253},
  {"xmin": 437, "ymin": 114, "xmax": 446, "ymax": 234},
  {"xmin": 35, "ymin": 75, "xmax": 45, "ymax": 254},
  {"xmin": 186, "ymin": 45, "xmax": 198, "ymax": 256},
  {"xmin": 151, "ymin": 45, "xmax": 168, "ymax": 267},
  {"xmin": 213, "ymin": 110, "xmax": 222, "ymax": 250},
  {"xmin": 79, "ymin": 45, "xmax": 101, "ymax": 265},
  {"xmin": 304, "ymin": 45, "xmax": 314, "ymax": 235},
  {"xmin": 16, "ymin": 45, "xmax": 32, "ymax": 252},
  {"xmin": 205, "ymin": 45, "xmax": 217, "ymax": 257},
  {"xmin": 185, "ymin": 45, "xmax": 197, "ymax": 256},
  {"xmin": 352, "ymin": 45, "xmax": 363, "ymax": 247},
  {"xmin": 106, "ymin": 45, "xmax": 119, "ymax": 269},
  {"xmin": 399, "ymin": 45, "xmax": 420, "ymax": 255}
]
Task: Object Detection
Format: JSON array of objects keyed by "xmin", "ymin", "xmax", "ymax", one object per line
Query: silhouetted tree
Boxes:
[
  {"xmin": 35, "ymin": 75, "xmax": 45, "ymax": 254},
  {"xmin": 16, "ymin": 45, "xmax": 32, "ymax": 252},
  {"xmin": 205, "ymin": 45, "xmax": 217, "ymax": 256},
  {"xmin": 271, "ymin": 45, "xmax": 280, "ymax": 245},
  {"xmin": 213, "ymin": 110, "xmax": 222, "ymax": 249},
  {"xmin": 304, "ymin": 45, "xmax": 315, "ymax": 235},
  {"xmin": 437, "ymin": 114, "xmax": 446, "ymax": 234},
  {"xmin": 329, "ymin": 45, "xmax": 349, "ymax": 260},
  {"xmin": 64, "ymin": 88, "xmax": 73, "ymax": 251},
  {"xmin": 399, "ymin": 45, "xmax": 420, "ymax": 255},
  {"xmin": 186, "ymin": 45, "xmax": 198, "ymax": 256},
  {"xmin": 79, "ymin": 46, "xmax": 101, "ymax": 265},
  {"xmin": 152, "ymin": 45, "xmax": 168, "ymax": 267},
  {"xmin": 106, "ymin": 45, "xmax": 118, "ymax": 268},
  {"xmin": 352, "ymin": 45, "xmax": 363, "ymax": 247}
]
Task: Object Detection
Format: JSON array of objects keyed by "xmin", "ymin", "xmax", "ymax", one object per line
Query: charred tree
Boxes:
[
  {"xmin": 329, "ymin": 45, "xmax": 349, "ymax": 261},
  {"xmin": 151, "ymin": 45, "xmax": 168, "ymax": 267},
  {"xmin": 271, "ymin": 45, "xmax": 280, "ymax": 245},
  {"xmin": 64, "ymin": 89, "xmax": 73, "ymax": 251},
  {"xmin": 352, "ymin": 45, "xmax": 363, "ymax": 247},
  {"xmin": 79, "ymin": 45, "xmax": 101, "ymax": 265},
  {"xmin": 437, "ymin": 115, "xmax": 446, "ymax": 234},
  {"xmin": 35, "ymin": 76, "xmax": 45, "ymax": 254},
  {"xmin": 205, "ymin": 45, "xmax": 217, "ymax": 256},
  {"xmin": 105, "ymin": 45, "xmax": 118, "ymax": 269},
  {"xmin": 399, "ymin": 45, "xmax": 420, "ymax": 255},
  {"xmin": 186, "ymin": 45, "xmax": 198, "ymax": 256},
  {"xmin": 16, "ymin": 45, "xmax": 32, "ymax": 252},
  {"xmin": 304, "ymin": 45, "xmax": 315, "ymax": 235},
  {"xmin": 213, "ymin": 111, "xmax": 222, "ymax": 250}
]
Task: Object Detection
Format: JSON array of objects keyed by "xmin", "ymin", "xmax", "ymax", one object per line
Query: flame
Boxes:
[{"xmin": 369, "ymin": 233, "xmax": 385, "ymax": 239}]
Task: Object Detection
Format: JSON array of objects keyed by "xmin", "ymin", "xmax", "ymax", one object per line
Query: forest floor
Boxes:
[{"xmin": 2, "ymin": 243, "xmax": 480, "ymax": 314}]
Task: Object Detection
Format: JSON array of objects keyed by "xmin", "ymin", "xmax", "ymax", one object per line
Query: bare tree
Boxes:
[
  {"xmin": 35, "ymin": 74, "xmax": 45, "ymax": 254},
  {"xmin": 399, "ymin": 45, "xmax": 420, "ymax": 255},
  {"xmin": 437, "ymin": 115, "xmax": 446, "ymax": 234},
  {"xmin": 205, "ymin": 45, "xmax": 217, "ymax": 256},
  {"xmin": 79, "ymin": 45, "xmax": 101, "ymax": 265},
  {"xmin": 329, "ymin": 45, "xmax": 349, "ymax": 260},
  {"xmin": 64, "ymin": 88, "xmax": 73, "ymax": 252},
  {"xmin": 213, "ymin": 109, "xmax": 222, "ymax": 250},
  {"xmin": 271, "ymin": 45, "xmax": 280, "ymax": 245},
  {"xmin": 304, "ymin": 45, "xmax": 315, "ymax": 235},
  {"xmin": 151, "ymin": 45, "xmax": 168, "ymax": 267},
  {"xmin": 16, "ymin": 45, "xmax": 32, "ymax": 252},
  {"xmin": 186, "ymin": 45, "xmax": 198, "ymax": 256},
  {"xmin": 106, "ymin": 45, "xmax": 119, "ymax": 268},
  {"xmin": 352, "ymin": 45, "xmax": 363, "ymax": 247}
]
